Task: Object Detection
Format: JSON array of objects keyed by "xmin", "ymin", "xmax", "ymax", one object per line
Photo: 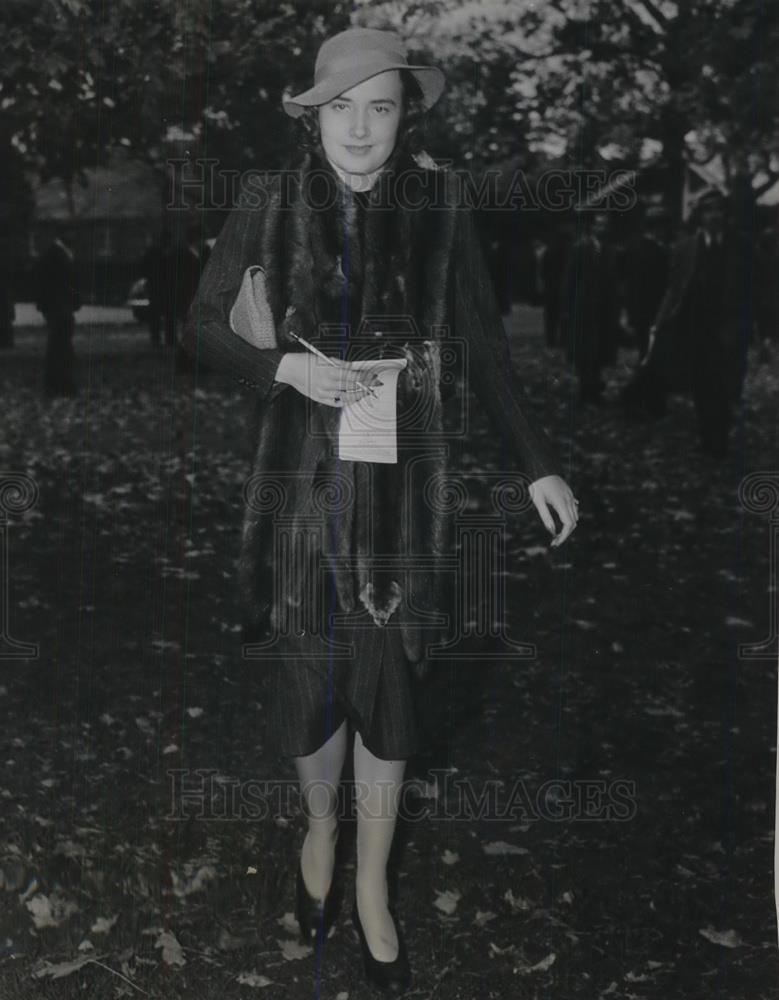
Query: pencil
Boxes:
[{"xmin": 288, "ymin": 332, "xmax": 378, "ymax": 398}]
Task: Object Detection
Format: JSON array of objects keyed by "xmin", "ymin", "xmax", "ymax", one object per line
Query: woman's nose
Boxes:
[{"xmin": 349, "ymin": 111, "xmax": 369, "ymax": 138}]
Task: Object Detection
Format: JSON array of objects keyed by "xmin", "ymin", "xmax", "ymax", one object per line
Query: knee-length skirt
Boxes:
[{"xmin": 264, "ymin": 610, "xmax": 420, "ymax": 761}]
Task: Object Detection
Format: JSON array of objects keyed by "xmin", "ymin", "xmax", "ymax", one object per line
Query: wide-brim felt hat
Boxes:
[{"xmin": 282, "ymin": 27, "xmax": 445, "ymax": 118}]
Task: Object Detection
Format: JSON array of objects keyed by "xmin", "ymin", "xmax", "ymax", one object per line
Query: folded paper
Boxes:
[{"xmin": 338, "ymin": 358, "xmax": 408, "ymax": 464}]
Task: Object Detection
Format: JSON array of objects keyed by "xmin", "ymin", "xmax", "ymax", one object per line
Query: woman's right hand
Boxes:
[{"xmin": 274, "ymin": 353, "xmax": 381, "ymax": 408}]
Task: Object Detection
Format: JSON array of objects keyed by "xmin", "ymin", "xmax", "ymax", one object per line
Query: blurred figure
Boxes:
[
  {"xmin": 622, "ymin": 204, "xmax": 671, "ymax": 361},
  {"xmin": 537, "ymin": 219, "xmax": 574, "ymax": 348},
  {"xmin": 621, "ymin": 189, "xmax": 752, "ymax": 456},
  {"xmin": 140, "ymin": 227, "xmax": 204, "ymax": 350},
  {"xmin": 174, "ymin": 224, "xmax": 207, "ymax": 373},
  {"xmin": 34, "ymin": 237, "xmax": 81, "ymax": 397},
  {"xmin": 0, "ymin": 270, "xmax": 14, "ymax": 349},
  {"xmin": 141, "ymin": 229, "xmax": 183, "ymax": 347},
  {"xmin": 178, "ymin": 223, "xmax": 203, "ymax": 318},
  {"xmin": 561, "ymin": 210, "xmax": 621, "ymax": 404},
  {"xmin": 140, "ymin": 230, "xmax": 175, "ymax": 347},
  {"xmin": 755, "ymin": 220, "xmax": 779, "ymax": 361}
]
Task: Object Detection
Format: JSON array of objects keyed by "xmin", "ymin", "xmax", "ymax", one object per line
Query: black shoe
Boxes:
[
  {"xmin": 295, "ymin": 858, "xmax": 338, "ymax": 945},
  {"xmin": 351, "ymin": 888, "xmax": 412, "ymax": 995}
]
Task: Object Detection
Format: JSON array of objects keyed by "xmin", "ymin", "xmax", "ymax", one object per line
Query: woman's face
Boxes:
[{"xmin": 318, "ymin": 70, "xmax": 403, "ymax": 175}]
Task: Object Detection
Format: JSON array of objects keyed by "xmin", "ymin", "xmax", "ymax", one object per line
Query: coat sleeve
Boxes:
[
  {"xmin": 650, "ymin": 236, "xmax": 693, "ymax": 335},
  {"xmin": 453, "ymin": 206, "xmax": 562, "ymax": 484},
  {"xmin": 181, "ymin": 193, "xmax": 286, "ymax": 396}
]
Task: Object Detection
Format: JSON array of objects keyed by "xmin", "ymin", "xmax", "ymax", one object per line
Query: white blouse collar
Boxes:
[{"xmin": 325, "ymin": 155, "xmax": 385, "ymax": 193}]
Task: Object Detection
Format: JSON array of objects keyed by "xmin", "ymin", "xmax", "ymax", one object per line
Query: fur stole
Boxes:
[{"xmin": 238, "ymin": 143, "xmax": 459, "ymax": 663}]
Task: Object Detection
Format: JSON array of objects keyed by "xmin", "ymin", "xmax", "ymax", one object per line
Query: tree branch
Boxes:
[
  {"xmin": 754, "ymin": 171, "xmax": 779, "ymax": 197},
  {"xmin": 634, "ymin": 0, "xmax": 671, "ymax": 31}
]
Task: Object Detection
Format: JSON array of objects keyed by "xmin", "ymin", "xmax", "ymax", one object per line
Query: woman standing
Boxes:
[{"xmin": 184, "ymin": 26, "xmax": 577, "ymax": 995}]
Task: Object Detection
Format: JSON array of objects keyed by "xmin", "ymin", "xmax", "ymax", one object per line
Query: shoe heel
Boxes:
[
  {"xmin": 294, "ymin": 834, "xmax": 341, "ymax": 944},
  {"xmin": 351, "ymin": 888, "xmax": 412, "ymax": 994}
]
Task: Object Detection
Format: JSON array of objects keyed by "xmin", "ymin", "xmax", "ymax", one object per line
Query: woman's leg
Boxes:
[
  {"xmin": 293, "ymin": 718, "xmax": 348, "ymax": 900},
  {"xmin": 353, "ymin": 729, "xmax": 407, "ymax": 962}
]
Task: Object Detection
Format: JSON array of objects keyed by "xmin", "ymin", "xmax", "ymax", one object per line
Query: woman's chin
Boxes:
[{"xmin": 336, "ymin": 148, "xmax": 390, "ymax": 175}]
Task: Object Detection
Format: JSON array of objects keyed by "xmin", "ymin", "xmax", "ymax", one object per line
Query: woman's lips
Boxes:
[{"xmin": 345, "ymin": 145, "xmax": 372, "ymax": 155}]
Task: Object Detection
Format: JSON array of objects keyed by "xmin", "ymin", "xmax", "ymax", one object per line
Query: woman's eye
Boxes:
[
  {"xmin": 374, "ymin": 105, "xmax": 390, "ymax": 114},
  {"xmin": 331, "ymin": 102, "xmax": 348, "ymax": 111}
]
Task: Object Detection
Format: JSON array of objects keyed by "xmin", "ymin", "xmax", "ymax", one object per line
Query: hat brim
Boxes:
[{"xmin": 282, "ymin": 65, "xmax": 445, "ymax": 118}]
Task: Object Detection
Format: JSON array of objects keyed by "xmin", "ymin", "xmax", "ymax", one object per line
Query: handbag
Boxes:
[{"xmin": 229, "ymin": 265, "xmax": 278, "ymax": 349}]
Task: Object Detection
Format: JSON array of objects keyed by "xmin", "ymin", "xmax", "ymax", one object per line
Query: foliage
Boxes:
[
  {"xmin": 0, "ymin": 0, "xmax": 351, "ymax": 186},
  {"xmin": 1, "ymin": 0, "xmax": 777, "ymax": 212}
]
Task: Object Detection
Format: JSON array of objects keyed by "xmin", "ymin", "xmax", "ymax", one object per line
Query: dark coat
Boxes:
[
  {"xmin": 623, "ymin": 233, "xmax": 669, "ymax": 333},
  {"xmin": 640, "ymin": 229, "xmax": 751, "ymax": 399},
  {"xmin": 183, "ymin": 145, "xmax": 561, "ymax": 664},
  {"xmin": 34, "ymin": 240, "xmax": 81, "ymax": 318},
  {"xmin": 560, "ymin": 234, "xmax": 621, "ymax": 373}
]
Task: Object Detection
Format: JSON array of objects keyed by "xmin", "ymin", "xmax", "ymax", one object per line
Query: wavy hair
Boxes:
[{"xmin": 291, "ymin": 69, "xmax": 428, "ymax": 158}]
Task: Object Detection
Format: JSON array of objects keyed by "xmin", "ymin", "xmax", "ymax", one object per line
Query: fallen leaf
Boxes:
[
  {"xmin": 277, "ymin": 912, "xmax": 299, "ymax": 935},
  {"xmin": 90, "ymin": 915, "xmax": 118, "ymax": 934},
  {"xmin": 278, "ymin": 938, "xmax": 313, "ymax": 961},
  {"xmin": 155, "ymin": 929, "xmax": 186, "ymax": 967},
  {"xmin": 528, "ymin": 952, "xmax": 555, "ymax": 972},
  {"xmin": 171, "ymin": 865, "xmax": 216, "ymax": 898},
  {"xmin": 483, "ymin": 841, "xmax": 529, "ymax": 856},
  {"xmin": 25, "ymin": 891, "xmax": 78, "ymax": 929},
  {"xmin": 488, "ymin": 941, "xmax": 516, "ymax": 957},
  {"xmin": 433, "ymin": 889, "xmax": 461, "ymax": 915},
  {"xmin": 236, "ymin": 971, "xmax": 274, "ymax": 987},
  {"xmin": 698, "ymin": 926, "xmax": 743, "ymax": 948},
  {"xmin": 32, "ymin": 954, "xmax": 96, "ymax": 980},
  {"xmin": 503, "ymin": 889, "xmax": 531, "ymax": 911}
]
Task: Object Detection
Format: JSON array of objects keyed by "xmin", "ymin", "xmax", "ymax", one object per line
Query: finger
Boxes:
[
  {"xmin": 534, "ymin": 496, "xmax": 556, "ymax": 536},
  {"xmin": 334, "ymin": 374, "xmax": 370, "ymax": 397},
  {"xmin": 557, "ymin": 489, "xmax": 578, "ymax": 526},
  {"xmin": 551, "ymin": 515, "xmax": 577, "ymax": 547}
]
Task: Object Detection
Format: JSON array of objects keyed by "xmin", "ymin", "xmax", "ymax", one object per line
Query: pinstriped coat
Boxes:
[{"xmin": 183, "ymin": 143, "xmax": 561, "ymax": 669}]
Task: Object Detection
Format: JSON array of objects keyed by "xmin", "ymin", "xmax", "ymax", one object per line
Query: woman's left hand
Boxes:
[{"xmin": 528, "ymin": 475, "xmax": 579, "ymax": 548}]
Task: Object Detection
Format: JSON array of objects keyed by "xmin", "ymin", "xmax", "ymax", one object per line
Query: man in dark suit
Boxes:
[
  {"xmin": 0, "ymin": 271, "xmax": 14, "ymax": 349},
  {"xmin": 622, "ymin": 204, "xmax": 671, "ymax": 361},
  {"xmin": 538, "ymin": 220, "xmax": 574, "ymax": 348},
  {"xmin": 755, "ymin": 220, "xmax": 779, "ymax": 360},
  {"xmin": 140, "ymin": 230, "xmax": 176, "ymax": 347},
  {"xmin": 560, "ymin": 210, "xmax": 621, "ymax": 404},
  {"xmin": 34, "ymin": 237, "xmax": 81, "ymax": 397},
  {"xmin": 621, "ymin": 189, "xmax": 752, "ymax": 456}
]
